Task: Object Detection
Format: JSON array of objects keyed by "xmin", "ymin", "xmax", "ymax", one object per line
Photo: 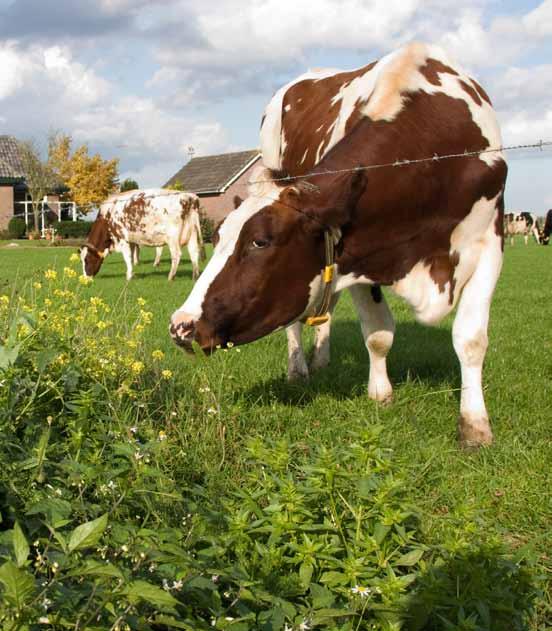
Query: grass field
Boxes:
[{"xmin": 1, "ymin": 238, "xmax": 551, "ymax": 627}]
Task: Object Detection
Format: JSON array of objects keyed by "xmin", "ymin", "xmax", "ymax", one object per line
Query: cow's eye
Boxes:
[{"xmin": 252, "ymin": 239, "xmax": 269, "ymax": 249}]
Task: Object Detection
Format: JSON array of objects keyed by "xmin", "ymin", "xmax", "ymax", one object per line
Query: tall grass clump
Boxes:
[{"xmin": 0, "ymin": 259, "xmax": 541, "ymax": 629}]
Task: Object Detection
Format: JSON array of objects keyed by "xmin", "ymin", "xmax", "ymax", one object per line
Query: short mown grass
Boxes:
[{"xmin": 0, "ymin": 238, "xmax": 550, "ymax": 628}]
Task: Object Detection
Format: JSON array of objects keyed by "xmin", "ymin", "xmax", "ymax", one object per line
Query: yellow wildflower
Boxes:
[
  {"xmin": 137, "ymin": 297, "xmax": 146, "ymax": 306},
  {"xmin": 69, "ymin": 253, "xmax": 80, "ymax": 263},
  {"xmin": 152, "ymin": 349, "xmax": 164, "ymax": 361},
  {"xmin": 63, "ymin": 267, "xmax": 77, "ymax": 279},
  {"xmin": 79, "ymin": 275, "xmax": 92, "ymax": 286},
  {"xmin": 161, "ymin": 369, "xmax": 173, "ymax": 380},
  {"xmin": 158, "ymin": 430, "xmax": 167, "ymax": 441},
  {"xmin": 131, "ymin": 361, "xmax": 144, "ymax": 375},
  {"xmin": 44, "ymin": 269, "xmax": 57, "ymax": 281},
  {"xmin": 45, "ymin": 299, "xmax": 52, "ymax": 307},
  {"xmin": 33, "ymin": 282, "xmax": 42, "ymax": 290}
]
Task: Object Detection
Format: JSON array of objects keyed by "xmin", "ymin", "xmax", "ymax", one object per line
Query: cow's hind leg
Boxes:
[
  {"xmin": 350, "ymin": 285, "xmax": 394, "ymax": 403},
  {"xmin": 167, "ymin": 241, "xmax": 182, "ymax": 281},
  {"xmin": 153, "ymin": 247, "xmax": 163, "ymax": 267},
  {"xmin": 453, "ymin": 223, "xmax": 503, "ymax": 448},
  {"xmin": 186, "ymin": 233, "xmax": 201, "ymax": 281},
  {"xmin": 131, "ymin": 243, "xmax": 140, "ymax": 265}
]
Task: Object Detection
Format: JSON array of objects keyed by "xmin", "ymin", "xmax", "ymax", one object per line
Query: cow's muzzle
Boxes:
[{"xmin": 169, "ymin": 311, "xmax": 196, "ymax": 352}]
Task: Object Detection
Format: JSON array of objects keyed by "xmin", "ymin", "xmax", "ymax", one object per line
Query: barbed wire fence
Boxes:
[{"xmin": 247, "ymin": 140, "xmax": 552, "ymax": 187}]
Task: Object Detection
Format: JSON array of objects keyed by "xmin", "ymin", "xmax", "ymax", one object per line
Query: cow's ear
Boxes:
[
  {"xmin": 233, "ymin": 195, "xmax": 243, "ymax": 209},
  {"xmin": 312, "ymin": 169, "xmax": 366, "ymax": 228},
  {"xmin": 280, "ymin": 185, "xmax": 302, "ymax": 209}
]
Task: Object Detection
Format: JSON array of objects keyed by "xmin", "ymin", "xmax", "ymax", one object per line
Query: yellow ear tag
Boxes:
[
  {"xmin": 306, "ymin": 314, "xmax": 330, "ymax": 327},
  {"xmin": 323, "ymin": 265, "xmax": 334, "ymax": 283}
]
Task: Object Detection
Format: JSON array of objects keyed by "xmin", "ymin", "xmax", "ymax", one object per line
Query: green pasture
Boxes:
[{"xmin": 0, "ymin": 238, "xmax": 551, "ymax": 627}]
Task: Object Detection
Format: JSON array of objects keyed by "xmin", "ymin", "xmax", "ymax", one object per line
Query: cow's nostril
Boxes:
[{"xmin": 170, "ymin": 313, "xmax": 196, "ymax": 349}]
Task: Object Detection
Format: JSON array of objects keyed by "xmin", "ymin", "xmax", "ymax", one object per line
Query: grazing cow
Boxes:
[
  {"xmin": 81, "ymin": 189, "xmax": 205, "ymax": 281},
  {"xmin": 539, "ymin": 209, "xmax": 552, "ymax": 245},
  {"xmin": 504, "ymin": 212, "xmax": 540, "ymax": 245},
  {"xmin": 170, "ymin": 42, "xmax": 507, "ymax": 447}
]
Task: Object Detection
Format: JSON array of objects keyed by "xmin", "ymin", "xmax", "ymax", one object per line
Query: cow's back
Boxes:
[
  {"xmin": 260, "ymin": 42, "xmax": 501, "ymax": 177},
  {"xmin": 100, "ymin": 189, "xmax": 199, "ymax": 246}
]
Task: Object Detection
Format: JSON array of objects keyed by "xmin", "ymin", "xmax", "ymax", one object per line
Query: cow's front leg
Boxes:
[
  {"xmin": 286, "ymin": 322, "xmax": 309, "ymax": 381},
  {"xmin": 120, "ymin": 242, "xmax": 134, "ymax": 281},
  {"xmin": 153, "ymin": 247, "xmax": 163, "ymax": 267},
  {"xmin": 350, "ymin": 285, "xmax": 394, "ymax": 403},
  {"xmin": 310, "ymin": 293, "xmax": 340, "ymax": 372}
]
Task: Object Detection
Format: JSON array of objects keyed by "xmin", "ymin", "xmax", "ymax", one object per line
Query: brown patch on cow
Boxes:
[
  {"xmin": 280, "ymin": 61, "xmax": 377, "ymax": 174},
  {"xmin": 458, "ymin": 80, "xmax": 482, "ymax": 106},
  {"xmin": 233, "ymin": 195, "xmax": 243, "ymax": 209},
  {"xmin": 180, "ymin": 196, "xmax": 193, "ymax": 220},
  {"xmin": 428, "ymin": 251, "xmax": 460, "ymax": 303},
  {"xmin": 125, "ymin": 193, "xmax": 149, "ymax": 232},
  {"xmin": 419, "ymin": 58, "xmax": 459, "ymax": 85},
  {"xmin": 305, "ymin": 91, "xmax": 507, "ymax": 288},
  {"xmin": 471, "ymin": 79, "xmax": 492, "ymax": 106}
]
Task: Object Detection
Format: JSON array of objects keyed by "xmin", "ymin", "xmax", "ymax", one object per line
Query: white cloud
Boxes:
[{"xmin": 523, "ymin": 0, "xmax": 552, "ymax": 38}]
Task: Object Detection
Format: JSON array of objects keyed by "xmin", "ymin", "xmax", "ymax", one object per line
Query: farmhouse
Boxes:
[
  {"xmin": 164, "ymin": 149, "xmax": 261, "ymax": 223},
  {"xmin": 0, "ymin": 135, "xmax": 28, "ymax": 231},
  {"xmin": 0, "ymin": 135, "xmax": 65, "ymax": 232}
]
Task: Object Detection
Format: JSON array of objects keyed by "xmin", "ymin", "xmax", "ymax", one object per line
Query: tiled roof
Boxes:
[
  {"xmin": 0, "ymin": 135, "xmax": 25, "ymax": 180},
  {"xmin": 164, "ymin": 149, "xmax": 260, "ymax": 194}
]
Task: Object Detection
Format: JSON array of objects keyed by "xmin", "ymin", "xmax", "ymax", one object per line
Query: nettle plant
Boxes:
[{"xmin": 0, "ymin": 262, "xmax": 539, "ymax": 630}]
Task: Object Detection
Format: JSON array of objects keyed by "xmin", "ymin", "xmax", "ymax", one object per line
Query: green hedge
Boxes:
[
  {"xmin": 7, "ymin": 217, "xmax": 26, "ymax": 239},
  {"xmin": 52, "ymin": 220, "xmax": 92, "ymax": 239}
]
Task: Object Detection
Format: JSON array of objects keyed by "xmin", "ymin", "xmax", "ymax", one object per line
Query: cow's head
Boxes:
[
  {"xmin": 170, "ymin": 168, "xmax": 365, "ymax": 352},
  {"xmin": 539, "ymin": 230, "xmax": 550, "ymax": 245},
  {"xmin": 80, "ymin": 216, "xmax": 113, "ymax": 277}
]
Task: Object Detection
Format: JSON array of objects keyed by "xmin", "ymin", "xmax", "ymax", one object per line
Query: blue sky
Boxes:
[{"xmin": 0, "ymin": 0, "xmax": 551, "ymax": 213}]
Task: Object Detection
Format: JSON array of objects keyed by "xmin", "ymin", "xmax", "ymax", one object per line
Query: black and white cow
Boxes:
[
  {"xmin": 504, "ymin": 212, "xmax": 540, "ymax": 245},
  {"xmin": 539, "ymin": 209, "xmax": 551, "ymax": 245}
]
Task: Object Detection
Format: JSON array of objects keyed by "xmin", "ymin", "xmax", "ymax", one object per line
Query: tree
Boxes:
[
  {"xmin": 48, "ymin": 133, "xmax": 119, "ymax": 213},
  {"xmin": 120, "ymin": 178, "xmax": 139, "ymax": 192},
  {"xmin": 168, "ymin": 180, "xmax": 185, "ymax": 191},
  {"xmin": 17, "ymin": 140, "xmax": 58, "ymax": 232}
]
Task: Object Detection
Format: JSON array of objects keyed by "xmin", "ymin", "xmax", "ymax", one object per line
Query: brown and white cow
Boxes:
[
  {"xmin": 170, "ymin": 42, "xmax": 507, "ymax": 447},
  {"xmin": 81, "ymin": 189, "xmax": 205, "ymax": 281},
  {"xmin": 504, "ymin": 212, "xmax": 540, "ymax": 245}
]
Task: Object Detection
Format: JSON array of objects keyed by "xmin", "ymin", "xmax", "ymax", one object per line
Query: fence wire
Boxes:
[{"xmin": 247, "ymin": 140, "xmax": 552, "ymax": 186}]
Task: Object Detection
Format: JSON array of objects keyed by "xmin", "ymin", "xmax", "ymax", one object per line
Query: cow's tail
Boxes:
[{"xmin": 193, "ymin": 200, "xmax": 206, "ymax": 261}]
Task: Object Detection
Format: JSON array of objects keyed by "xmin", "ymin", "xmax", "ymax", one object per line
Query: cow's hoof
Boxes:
[
  {"xmin": 458, "ymin": 416, "xmax": 493, "ymax": 449},
  {"xmin": 368, "ymin": 381, "xmax": 393, "ymax": 405},
  {"xmin": 310, "ymin": 356, "xmax": 329, "ymax": 373}
]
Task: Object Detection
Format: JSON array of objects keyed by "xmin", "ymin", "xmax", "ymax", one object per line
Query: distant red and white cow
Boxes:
[
  {"xmin": 504, "ymin": 212, "xmax": 540, "ymax": 245},
  {"xmin": 170, "ymin": 42, "xmax": 507, "ymax": 447},
  {"xmin": 81, "ymin": 189, "xmax": 205, "ymax": 281}
]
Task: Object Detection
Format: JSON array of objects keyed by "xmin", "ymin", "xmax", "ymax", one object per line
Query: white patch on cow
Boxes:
[
  {"xmin": 175, "ymin": 193, "xmax": 280, "ymax": 320},
  {"xmin": 284, "ymin": 104, "xmax": 291, "ymax": 112},
  {"xmin": 300, "ymin": 149, "xmax": 309, "ymax": 165},
  {"xmin": 392, "ymin": 261, "xmax": 455, "ymax": 325},
  {"xmin": 334, "ymin": 270, "xmax": 373, "ymax": 292},
  {"xmin": 315, "ymin": 124, "xmax": 324, "ymax": 133}
]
